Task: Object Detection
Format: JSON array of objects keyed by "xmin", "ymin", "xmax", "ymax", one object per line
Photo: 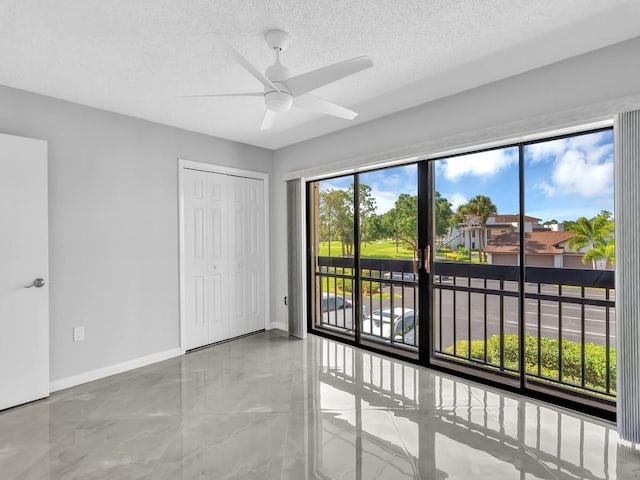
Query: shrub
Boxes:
[
  {"xmin": 445, "ymin": 334, "xmax": 615, "ymax": 393},
  {"xmin": 362, "ymin": 282, "xmax": 381, "ymax": 296},
  {"xmin": 338, "ymin": 278, "xmax": 353, "ymax": 293}
]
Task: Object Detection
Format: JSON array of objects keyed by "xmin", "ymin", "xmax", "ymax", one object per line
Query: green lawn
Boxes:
[
  {"xmin": 319, "ymin": 240, "xmax": 414, "ymax": 259},
  {"xmin": 319, "ymin": 274, "xmax": 399, "ymax": 300},
  {"xmin": 319, "ymin": 239, "xmax": 483, "ymax": 263}
]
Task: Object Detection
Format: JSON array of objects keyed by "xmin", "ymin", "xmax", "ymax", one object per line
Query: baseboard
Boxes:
[
  {"xmin": 269, "ymin": 322, "xmax": 288, "ymax": 333},
  {"xmin": 50, "ymin": 347, "xmax": 183, "ymax": 393}
]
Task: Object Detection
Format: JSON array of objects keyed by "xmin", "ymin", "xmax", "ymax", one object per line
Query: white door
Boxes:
[
  {"xmin": 228, "ymin": 176, "xmax": 265, "ymax": 338},
  {"xmin": 0, "ymin": 133, "xmax": 49, "ymax": 410},
  {"xmin": 182, "ymin": 168, "xmax": 265, "ymax": 350}
]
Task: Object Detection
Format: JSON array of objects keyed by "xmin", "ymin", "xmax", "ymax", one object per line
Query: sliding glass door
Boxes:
[
  {"xmin": 522, "ymin": 130, "xmax": 616, "ymax": 399},
  {"xmin": 357, "ymin": 166, "xmax": 419, "ymax": 353},
  {"xmin": 308, "ymin": 166, "xmax": 419, "ymax": 356},
  {"xmin": 430, "ymin": 146, "xmax": 522, "ymax": 387},
  {"xmin": 307, "ymin": 126, "xmax": 616, "ymax": 412},
  {"xmin": 309, "ymin": 176, "xmax": 357, "ymax": 337}
]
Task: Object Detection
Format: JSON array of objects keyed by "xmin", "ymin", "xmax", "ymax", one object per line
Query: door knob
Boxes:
[{"xmin": 24, "ymin": 278, "xmax": 45, "ymax": 288}]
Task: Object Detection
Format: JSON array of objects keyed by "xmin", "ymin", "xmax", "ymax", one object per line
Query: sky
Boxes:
[{"xmin": 319, "ymin": 129, "xmax": 614, "ymax": 223}]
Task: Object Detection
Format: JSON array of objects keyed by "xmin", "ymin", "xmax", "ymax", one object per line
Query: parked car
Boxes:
[
  {"xmin": 320, "ymin": 293, "xmax": 354, "ymax": 329},
  {"xmin": 361, "ymin": 307, "xmax": 417, "ymax": 345},
  {"xmin": 382, "ymin": 271, "xmax": 418, "ymax": 282}
]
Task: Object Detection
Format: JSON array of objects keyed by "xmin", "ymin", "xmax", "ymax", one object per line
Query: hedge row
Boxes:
[{"xmin": 445, "ymin": 334, "xmax": 616, "ymax": 393}]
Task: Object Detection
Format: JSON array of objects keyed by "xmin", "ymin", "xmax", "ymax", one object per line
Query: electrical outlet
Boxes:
[{"xmin": 73, "ymin": 326, "xmax": 85, "ymax": 342}]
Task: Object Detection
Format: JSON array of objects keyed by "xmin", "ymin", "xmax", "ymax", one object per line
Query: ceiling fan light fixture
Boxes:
[{"xmin": 265, "ymin": 91, "xmax": 293, "ymax": 113}]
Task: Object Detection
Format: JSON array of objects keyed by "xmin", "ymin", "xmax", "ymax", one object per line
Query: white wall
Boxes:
[
  {"xmin": 0, "ymin": 85, "xmax": 273, "ymax": 384},
  {"xmin": 270, "ymin": 35, "xmax": 640, "ymax": 329}
]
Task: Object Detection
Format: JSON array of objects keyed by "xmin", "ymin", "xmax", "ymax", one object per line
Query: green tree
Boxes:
[
  {"xmin": 562, "ymin": 219, "xmax": 577, "ymax": 231},
  {"xmin": 566, "ymin": 212, "xmax": 615, "ymax": 269},
  {"xmin": 319, "ymin": 188, "xmax": 350, "ymax": 256},
  {"xmin": 434, "ymin": 192, "xmax": 453, "ymax": 237},
  {"xmin": 392, "ymin": 194, "xmax": 418, "ymax": 268},
  {"xmin": 351, "ymin": 183, "xmax": 377, "ymax": 249},
  {"xmin": 372, "ymin": 210, "xmax": 394, "ymax": 240},
  {"xmin": 319, "ymin": 183, "xmax": 377, "ymax": 257},
  {"xmin": 366, "ymin": 214, "xmax": 387, "ymax": 241},
  {"xmin": 378, "ymin": 208, "xmax": 400, "ymax": 249}
]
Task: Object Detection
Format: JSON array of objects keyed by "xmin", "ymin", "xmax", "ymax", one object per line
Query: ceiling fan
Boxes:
[{"xmin": 184, "ymin": 29, "xmax": 373, "ymax": 130}]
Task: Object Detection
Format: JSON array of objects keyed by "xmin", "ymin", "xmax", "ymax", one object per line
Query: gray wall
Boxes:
[
  {"xmin": 270, "ymin": 36, "xmax": 640, "ymax": 329},
  {"xmin": 0, "ymin": 85, "xmax": 273, "ymax": 382}
]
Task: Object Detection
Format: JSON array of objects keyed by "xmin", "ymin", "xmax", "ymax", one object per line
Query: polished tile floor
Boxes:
[{"xmin": 2, "ymin": 330, "xmax": 640, "ymax": 479}]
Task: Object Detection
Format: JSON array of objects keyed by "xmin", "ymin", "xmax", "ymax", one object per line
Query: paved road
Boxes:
[{"xmin": 355, "ymin": 278, "xmax": 616, "ymax": 348}]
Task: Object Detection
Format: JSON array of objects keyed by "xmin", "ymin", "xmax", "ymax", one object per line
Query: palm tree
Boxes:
[
  {"xmin": 464, "ymin": 195, "xmax": 497, "ymax": 262},
  {"xmin": 582, "ymin": 240, "xmax": 615, "ymax": 268},
  {"xmin": 566, "ymin": 214, "xmax": 614, "ymax": 269},
  {"xmin": 453, "ymin": 204, "xmax": 471, "ymax": 250}
]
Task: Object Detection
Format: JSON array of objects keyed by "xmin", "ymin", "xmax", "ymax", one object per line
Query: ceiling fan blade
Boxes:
[
  {"xmin": 294, "ymin": 94, "xmax": 358, "ymax": 120},
  {"xmin": 180, "ymin": 92, "xmax": 263, "ymax": 98},
  {"xmin": 221, "ymin": 39, "xmax": 280, "ymax": 92},
  {"xmin": 285, "ymin": 56, "xmax": 373, "ymax": 97},
  {"xmin": 261, "ymin": 109, "xmax": 278, "ymax": 130}
]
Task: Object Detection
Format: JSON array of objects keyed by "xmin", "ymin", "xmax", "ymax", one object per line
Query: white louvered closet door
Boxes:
[{"xmin": 183, "ymin": 169, "xmax": 265, "ymax": 350}]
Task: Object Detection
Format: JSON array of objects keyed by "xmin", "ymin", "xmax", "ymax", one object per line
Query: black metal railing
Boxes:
[
  {"xmin": 316, "ymin": 256, "xmax": 419, "ymax": 348},
  {"xmin": 314, "ymin": 256, "xmax": 616, "ymax": 400},
  {"xmin": 433, "ymin": 262, "xmax": 616, "ymax": 399}
]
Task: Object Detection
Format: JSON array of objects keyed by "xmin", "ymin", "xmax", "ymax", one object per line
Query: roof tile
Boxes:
[{"xmin": 486, "ymin": 231, "xmax": 576, "ymax": 254}]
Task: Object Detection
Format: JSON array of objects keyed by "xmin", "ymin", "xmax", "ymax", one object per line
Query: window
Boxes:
[{"xmin": 308, "ymin": 126, "xmax": 616, "ymax": 414}]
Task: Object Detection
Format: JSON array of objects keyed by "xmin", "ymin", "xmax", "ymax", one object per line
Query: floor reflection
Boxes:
[
  {"xmin": 1, "ymin": 331, "xmax": 640, "ymax": 479},
  {"xmin": 302, "ymin": 336, "xmax": 640, "ymax": 480}
]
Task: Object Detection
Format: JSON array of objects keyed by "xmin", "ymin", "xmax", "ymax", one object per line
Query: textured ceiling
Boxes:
[{"xmin": 1, "ymin": 0, "xmax": 639, "ymax": 149}]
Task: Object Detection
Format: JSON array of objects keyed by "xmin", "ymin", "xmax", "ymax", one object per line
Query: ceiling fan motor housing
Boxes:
[{"xmin": 265, "ymin": 62, "xmax": 290, "ymax": 82}]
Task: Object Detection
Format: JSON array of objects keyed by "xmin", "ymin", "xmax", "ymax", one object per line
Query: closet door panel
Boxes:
[{"xmin": 184, "ymin": 169, "xmax": 266, "ymax": 349}]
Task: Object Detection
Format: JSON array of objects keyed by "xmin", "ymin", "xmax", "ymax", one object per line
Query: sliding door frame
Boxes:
[{"xmin": 305, "ymin": 126, "xmax": 616, "ymax": 421}]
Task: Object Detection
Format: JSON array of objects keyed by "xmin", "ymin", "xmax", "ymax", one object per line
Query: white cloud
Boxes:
[
  {"xmin": 568, "ymin": 131, "xmax": 607, "ymax": 151},
  {"xmin": 445, "ymin": 192, "xmax": 468, "ymax": 210},
  {"xmin": 527, "ymin": 132, "xmax": 611, "ymax": 165},
  {"xmin": 384, "ymin": 173, "xmax": 403, "ymax": 187},
  {"xmin": 440, "ymin": 149, "xmax": 517, "ymax": 181},
  {"xmin": 319, "ymin": 180, "xmax": 349, "ymax": 192},
  {"xmin": 526, "ymin": 138, "xmax": 566, "ymax": 163},
  {"xmin": 531, "ymin": 131, "xmax": 614, "ymax": 199},
  {"xmin": 586, "ymin": 143, "xmax": 613, "ymax": 163},
  {"xmin": 538, "ymin": 149, "xmax": 613, "ymax": 198},
  {"xmin": 370, "ymin": 187, "xmax": 398, "ymax": 214}
]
